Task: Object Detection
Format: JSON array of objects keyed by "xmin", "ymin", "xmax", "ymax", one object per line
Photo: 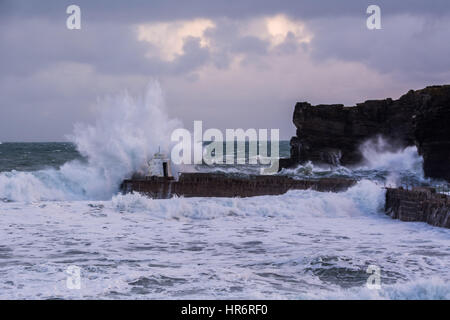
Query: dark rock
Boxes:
[
  {"xmin": 385, "ymin": 187, "xmax": 450, "ymax": 228},
  {"xmin": 413, "ymin": 86, "xmax": 450, "ymax": 181},
  {"xmin": 281, "ymin": 85, "xmax": 450, "ymax": 181}
]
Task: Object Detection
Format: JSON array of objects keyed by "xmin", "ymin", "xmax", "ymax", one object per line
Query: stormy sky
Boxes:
[{"xmin": 1, "ymin": 0, "xmax": 449, "ymax": 141}]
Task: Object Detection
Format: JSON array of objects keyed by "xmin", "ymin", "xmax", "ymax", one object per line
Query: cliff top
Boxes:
[{"xmin": 295, "ymin": 85, "xmax": 450, "ymax": 110}]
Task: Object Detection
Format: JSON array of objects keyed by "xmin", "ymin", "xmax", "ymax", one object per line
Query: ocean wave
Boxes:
[
  {"xmin": 0, "ymin": 84, "xmax": 439, "ymax": 203},
  {"xmin": 278, "ymin": 136, "xmax": 433, "ymax": 188},
  {"xmin": 1, "ymin": 178, "xmax": 448, "ymax": 299},
  {"xmin": 111, "ymin": 179, "xmax": 385, "ymax": 220},
  {"xmin": 302, "ymin": 277, "xmax": 450, "ymax": 300},
  {"xmin": 0, "ymin": 82, "xmax": 181, "ymax": 202}
]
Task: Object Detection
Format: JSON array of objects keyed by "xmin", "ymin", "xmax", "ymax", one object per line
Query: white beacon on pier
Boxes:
[{"xmin": 148, "ymin": 148, "xmax": 172, "ymax": 178}]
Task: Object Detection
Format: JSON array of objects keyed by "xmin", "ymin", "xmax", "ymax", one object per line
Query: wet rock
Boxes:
[
  {"xmin": 281, "ymin": 85, "xmax": 450, "ymax": 181},
  {"xmin": 413, "ymin": 86, "xmax": 450, "ymax": 181},
  {"xmin": 385, "ymin": 187, "xmax": 450, "ymax": 228}
]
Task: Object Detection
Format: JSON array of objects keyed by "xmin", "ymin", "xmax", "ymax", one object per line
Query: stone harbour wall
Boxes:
[{"xmin": 121, "ymin": 173, "xmax": 357, "ymax": 199}]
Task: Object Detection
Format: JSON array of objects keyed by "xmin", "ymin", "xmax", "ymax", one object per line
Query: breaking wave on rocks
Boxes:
[
  {"xmin": 112, "ymin": 179, "xmax": 384, "ymax": 220},
  {"xmin": 0, "ymin": 83, "xmax": 449, "ymax": 299},
  {"xmin": 302, "ymin": 277, "xmax": 450, "ymax": 300},
  {"xmin": 0, "ymin": 82, "xmax": 181, "ymax": 202},
  {"xmin": 0, "ymin": 81, "xmax": 437, "ymax": 203},
  {"xmin": 278, "ymin": 136, "xmax": 429, "ymax": 188},
  {"xmin": 1, "ymin": 178, "xmax": 448, "ymax": 299}
]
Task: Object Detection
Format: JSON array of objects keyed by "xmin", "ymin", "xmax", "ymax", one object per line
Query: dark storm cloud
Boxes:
[
  {"xmin": 2, "ymin": 0, "xmax": 450, "ymax": 22},
  {"xmin": 0, "ymin": 19, "xmax": 147, "ymax": 76},
  {"xmin": 273, "ymin": 32, "xmax": 307, "ymax": 55},
  {"xmin": 308, "ymin": 14, "xmax": 450, "ymax": 81},
  {"xmin": 0, "ymin": 4, "xmax": 272, "ymax": 78},
  {"xmin": 203, "ymin": 19, "xmax": 270, "ymax": 69},
  {"xmin": 206, "ymin": 22, "xmax": 269, "ymax": 55},
  {"xmin": 170, "ymin": 37, "xmax": 211, "ymax": 74},
  {"xmin": 0, "ymin": 19, "xmax": 210, "ymax": 77},
  {"xmin": 1, "ymin": 0, "xmax": 450, "ymax": 141}
]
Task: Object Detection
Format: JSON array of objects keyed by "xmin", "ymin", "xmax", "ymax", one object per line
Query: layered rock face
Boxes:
[
  {"xmin": 385, "ymin": 187, "xmax": 450, "ymax": 228},
  {"xmin": 413, "ymin": 87, "xmax": 450, "ymax": 181},
  {"xmin": 282, "ymin": 86, "xmax": 450, "ymax": 181}
]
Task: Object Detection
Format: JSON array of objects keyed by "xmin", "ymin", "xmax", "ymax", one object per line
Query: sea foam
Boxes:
[
  {"xmin": 0, "ymin": 81, "xmax": 181, "ymax": 202},
  {"xmin": 111, "ymin": 179, "xmax": 385, "ymax": 220}
]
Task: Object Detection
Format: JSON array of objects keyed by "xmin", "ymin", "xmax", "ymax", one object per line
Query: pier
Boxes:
[{"xmin": 120, "ymin": 173, "xmax": 357, "ymax": 199}]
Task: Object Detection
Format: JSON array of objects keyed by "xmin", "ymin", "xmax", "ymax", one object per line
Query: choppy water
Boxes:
[
  {"xmin": 0, "ymin": 83, "xmax": 448, "ymax": 299},
  {"xmin": 0, "ymin": 141, "xmax": 449, "ymax": 299}
]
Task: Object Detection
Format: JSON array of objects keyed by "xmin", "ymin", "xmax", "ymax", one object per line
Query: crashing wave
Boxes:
[
  {"xmin": 302, "ymin": 277, "xmax": 450, "ymax": 300},
  {"xmin": 0, "ymin": 81, "xmax": 181, "ymax": 202},
  {"xmin": 111, "ymin": 179, "xmax": 385, "ymax": 219}
]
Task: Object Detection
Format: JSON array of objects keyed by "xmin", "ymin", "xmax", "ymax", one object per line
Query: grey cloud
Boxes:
[
  {"xmin": 0, "ymin": 19, "xmax": 152, "ymax": 76},
  {"xmin": 3, "ymin": 1, "xmax": 447, "ymax": 79},
  {"xmin": 169, "ymin": 37, "xmax": 211, "ymax": 74},
  {"xmin": 1, "ymin": 1, "xmax": 450, "ymax": 141},
  {"xmin": 0, "ymin": 19, "xmax": 214, "ymax": 77},
  {"xmin": 308, "ymin": 14, "xmax": 450, "ymax": 82},
  {"xmin": 3, "ymin": 0, "xmax": 450, "ymax": 22},
  {"xmin": 273, "ymin": 32, "xmax": 309, "ymax": 55},
  {"xmin": 232, "ymin": 36, "xmax": 268, "ymax": 55},
  {"xmin": 203, "ymin": 19, "xmax": 271, "ymax": 69}
]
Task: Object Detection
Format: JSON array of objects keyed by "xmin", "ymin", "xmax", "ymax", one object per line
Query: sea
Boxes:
[{"xmin": 0, "ymin": 83, "xmax": 449, "ymax": 299}]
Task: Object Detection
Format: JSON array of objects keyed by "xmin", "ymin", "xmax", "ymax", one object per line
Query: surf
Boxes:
[
  {"xmin": 0, "ymin": 83, "xmax": 437, "ymax": 203},
  {"xmin": 0, "ymin": 81, "xmax": 181, "ymax": 202}
]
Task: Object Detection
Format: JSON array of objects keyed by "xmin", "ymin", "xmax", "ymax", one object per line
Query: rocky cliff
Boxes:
[{"xmin": 281, "ymin": 85, "xmax": 450, "ymax": 181}]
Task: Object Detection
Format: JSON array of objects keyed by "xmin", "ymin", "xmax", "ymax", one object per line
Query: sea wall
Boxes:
[
  {"xmin": 385, "ymin": 187, "xmax": 450, "ymax": 228},
  {"xmin": 121, "ymin": 173, "xmax": 356, "ymax": 199},
  {"xmin": 281, "ymin": 85, "xmax": 450, "ymax": 182}
]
